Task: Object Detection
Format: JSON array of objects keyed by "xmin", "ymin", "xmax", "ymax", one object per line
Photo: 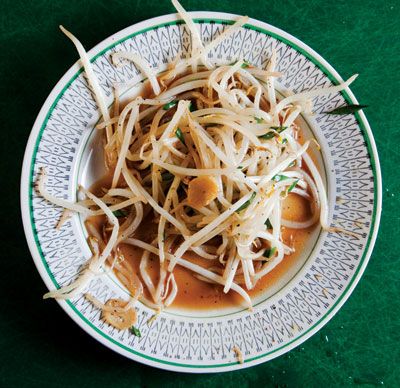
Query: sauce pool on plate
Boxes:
[{"xmin": 86, "ymin": 173, "xmax": 316, "ymax": 310}]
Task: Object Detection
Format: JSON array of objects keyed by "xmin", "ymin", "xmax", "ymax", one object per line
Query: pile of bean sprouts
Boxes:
[{"xmin": 38, "ymin": 0, "xmax": 356, "ymax": 330}]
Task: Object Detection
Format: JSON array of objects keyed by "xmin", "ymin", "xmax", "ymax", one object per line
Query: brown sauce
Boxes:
[
  {"xmin": 87, "ymin": 174, "xmax": 316, "ymax": 310},
  {"xmin": 87, "ymin": 78, "xmax": 321, "ymax": 310}
]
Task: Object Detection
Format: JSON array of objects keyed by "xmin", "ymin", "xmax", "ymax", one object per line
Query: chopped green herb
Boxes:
[
  {"xmin": 327, "ymin": 104, "xmax": 367, "ymax": 115},
  {"xmin": 162, "ymin": 172, "xmax": 174, "ymax": 181},
  {"xmin": 273, "ymin": 174, "xmax": 290, "ymax": 182},
  {"xmin": 265, "ymin": 218, "xmax": 273, "ymax": 229},
  {"xmin": 281, "ymin": 138, "xmax": 288, "ymax": 144},
  {"xmin": 237, "ymin": 165, "xmax": 244, "ymax": 169},
  {"xmin": 258, "ymin": 132, "xmax": 275, "ymax": 140},
  {"xmin": 326, "ymin": 104, "xmax": 368, "ymax": 115},
  {"xmin": 175, "ymin": 127, "xmax": 186, "ymax": 145},
  {"xmin": 241, "ymin": 61, "xmax": 250, "ymax": 68},
  {"xmin": 270, "ymin": 126, "xmax": 287, "ymax": 133},
  {"xmin": 263, "ymin": 246, "xmax": 276, "ymax": 258},
  {"xmin": 255, "ymin": 117, "xmax": 264, "ymax": 124},
  {"xmin": 189, "ymin": 101, "xmax": 195, "ymax": 112},
  {"xmin": 287, "ymin": 179, "xmax": 299, "ymax": 193},
  {"xmin": 112, "ymin": 209, "xmax": 127, "ymax": 218},
  {"xmin": 130, "ymin": 326, "xmax": 141, "ymax": 337},
  {"xmin": 163, "ymin": 100, "xmax": 178, "ymax": 110},
  {"xmin": 258, "ymin": 126, "xmax": 287, "ymax": 140},
  {"xmin": 236, "ymin": 192, "xmax": 256, "ymax": 213}
]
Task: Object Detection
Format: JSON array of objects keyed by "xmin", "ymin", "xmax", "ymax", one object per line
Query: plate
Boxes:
[{"xmin": 21, "ymin": 11, "xmax": 381, "ymax": 372}]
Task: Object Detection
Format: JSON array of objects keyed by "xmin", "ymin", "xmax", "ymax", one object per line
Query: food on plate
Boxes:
[{"xmin": 38, "ymin": 0, "xmax": 357, "ymax": 331}]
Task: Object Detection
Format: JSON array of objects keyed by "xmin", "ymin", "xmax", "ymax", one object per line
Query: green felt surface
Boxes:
[{"xmin": 0, "ymin": 0, "xmax": 399, "ymax": 386}]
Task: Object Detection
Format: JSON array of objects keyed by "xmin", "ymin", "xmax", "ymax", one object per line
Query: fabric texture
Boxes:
[{"xmin": 0, "ymin": 0, "xmax": 398, "ymax": 386}]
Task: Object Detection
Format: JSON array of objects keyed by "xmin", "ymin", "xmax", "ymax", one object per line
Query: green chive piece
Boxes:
[
  {"xmin": 265, "ymin": 218, "xmax": 273, "ymax": 229},
  {"xmin": 175, "ymin": 127, "xmax": 186, "ymax": 145},
  {"xmin": 263, "ymin": 246, "xmax": 276, "ymax": 258},
  {"xmin": 327, "ymin": 104, "xmax": 368, "ymax": 115},
  {"xmin": 287, "ymin": 179, "xmax": 299, "ymax": 193},
  {"xmin": 236, "ymin": 192, "xmax": 256, "ymax": 213},
  {"xmin": 112, "ymin": 209, "xmax": 127, "ymax": 218},
  {"xmin": 258, "ymin": 132, "xmax": 275, "ymax": 140},
  {"xmin": 162, "ymin": 172, "xmax": 174, "ymax": 181},
  {"xmin": 258, "ymin": 126, "xmax": 287, "ymax": 140},
  {"xmin": 241, "ymin": 61, "xmax": 250, "ymax": 68},
  {"xmin": 255, "ymin": 117, "xmax": 264, "ymax": 124},
  {"xmin": 270, "ymin": 126, "xmax": 288, "ymax": 133},
  {"xmin": 237, "ymin": 165, "xmax": 244, "ymax": 169},
  {"xmin": 130, "ymin": 326, "xmax": 141, "ymax": 337},
  {"xmin": 273, "ymin": 174, "xmax": 290, "ymax": 182},
  {"xmin": 163, "ymin": 100, "xmax": 178, "ymax": 110}
]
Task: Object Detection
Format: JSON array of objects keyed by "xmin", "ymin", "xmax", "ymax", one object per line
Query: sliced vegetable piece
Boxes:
[
  {"xmin": 327, "ymin": 104, "xmax": 367, "ymax": 115},
  {"xmin": 287, "ymin": 179, "xmax": 299, "ymax": 193},
  {"xmin": 130, "ymin": 326, "xmax": 142, "ymax": 337},
  {"xmin": 113, "ymin": 209, "xmax": 127, "ymax": 218},
  {"xmin": 265, "ymin": 218, "xmax": 273, "ymax": 229},
  {"xmin": 187, "ymin": 176, "xmax": 218, "ymax": 209},
  {"xmin": 259, "ymin": 126, "xmax": 287, "ymax": 140},
  {"xmin": 175, "ymin": 127, "xmax": 186, "ymax": 145},
  {"xmin": 273, "ymin": 174, "xmax": 290, "ymax": 182},
  {"xmin": 263, "ymin": 246, "xmax": 276, "ymax": 258},
  {"xmin": 163, "ymin": 100, "xmax": 178, "ymax": 110},
  {"xmin": 236, "ymin": 192, "xmax": 256, "ymax": 213},
  {"xmin": 102, "ymin": 299, "xmax": 137, "ymax": 330}
]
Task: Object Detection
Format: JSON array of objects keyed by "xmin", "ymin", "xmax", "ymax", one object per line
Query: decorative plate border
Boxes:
[{"xmin": 20, "ymin": 12, "xmax": 382, "ymax": 373}]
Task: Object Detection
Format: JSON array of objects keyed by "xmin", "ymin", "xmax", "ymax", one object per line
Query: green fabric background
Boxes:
[{"xmin": 0, "ymin": 0, "xmax": 399, "ymax": 386}]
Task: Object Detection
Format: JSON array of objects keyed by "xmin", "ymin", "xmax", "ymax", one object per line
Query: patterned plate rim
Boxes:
[{"xmin": 20, "ymin": 11, "xmax": 382, "ymax": 373}]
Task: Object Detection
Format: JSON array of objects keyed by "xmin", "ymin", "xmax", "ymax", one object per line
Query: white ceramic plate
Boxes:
[{"xmin": 21, "ymin": 12, "xmax": 381, "ymax": 373}]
